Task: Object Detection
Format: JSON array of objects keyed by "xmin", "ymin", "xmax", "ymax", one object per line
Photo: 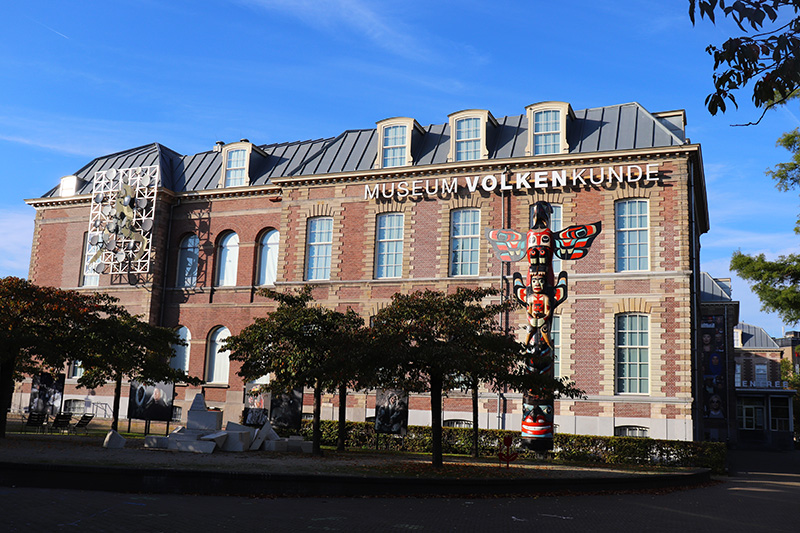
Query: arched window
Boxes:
[
  {"xmin": 170, "ymin": 326, "xmax": 191, "ymax": 372},
  {"xmin": 206, "ymin": 327, "xmax": 230, "ymax": 384},
  {"xmin": 216, "ymin": 232, "xmax": 239, "ymax": 286},
  {"xmin": 257, "ymin": 229, "xmax": 279, "ymax": 286},
  {"xmin": 176, "ymin": 234, "xmax": 199, "ymax": 288}
]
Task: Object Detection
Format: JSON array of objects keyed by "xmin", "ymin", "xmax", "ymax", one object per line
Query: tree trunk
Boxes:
[
  {"xmin": 337, "ymin": 383, "xmax": 347, "ymax": 452},
  {"xmin": 312, "ymin": 381, "xmax": 323, "ymax": 456},
  {"xmin": 0, "ymin": 353, "xmax": 17, "ymax": 438},
  {"xmin": 111, "ymin": 373, "xmax": 122, "ymax": 432},
  {"xmin": 430, "ymin": 373, "xmax": 443, "ymax": 468},
  {"xmin": 471, "ymin": 378, "xmax": 479, "ymax": 458}
]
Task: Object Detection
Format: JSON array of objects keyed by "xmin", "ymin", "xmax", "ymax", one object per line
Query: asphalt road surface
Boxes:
[{"xmin": 1, "ymin": 449, "xmax": 797, "ymax": 532}]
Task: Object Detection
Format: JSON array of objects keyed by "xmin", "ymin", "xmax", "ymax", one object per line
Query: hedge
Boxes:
[{"xmin": 294, "ymin": 420, "xmax": 727, "ymax": 474}]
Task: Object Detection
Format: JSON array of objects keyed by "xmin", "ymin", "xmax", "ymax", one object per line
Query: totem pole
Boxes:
[{"xmin": 487, "ymin": 201, "xmax": 601, "ymax": 451}]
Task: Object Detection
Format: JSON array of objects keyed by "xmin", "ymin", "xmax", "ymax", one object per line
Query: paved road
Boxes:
[{"xmin": 1, "ymin": 449, "xmax": 797, "ymax": 532}]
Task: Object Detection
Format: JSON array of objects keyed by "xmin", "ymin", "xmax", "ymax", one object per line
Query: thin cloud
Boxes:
[
  {"xmin": 25, "ymin": 16, "xmax": 70, "ymax": 40},
  {"xmin": 238, "ymin": 0, "xmax": 435, "ymax": 62}
]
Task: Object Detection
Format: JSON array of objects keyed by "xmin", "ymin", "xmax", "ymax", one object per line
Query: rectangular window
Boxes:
[
  {"xmin": 735, "ymin": 362, "xmax": 742, "ymax": 387},
  {"xmin": 755, "ymin": 362, "xmax": 768, "ymax": 386},
  {"xmin": 450, "ymin": 209, "xmax": 480, "ymax": 276},
  {"xmin": 375, "ymin": 213, "xmax": 404, "ymax": 279},
  {"xmin": 616, "ymin": 314, "xmax": 649, "ymax": 394},
  {"xmin": 552, "ymin": 315, "xmax": 561, "ymax": 378},
  {"xmin": 770, "ymin": 397, "xmax": 790, "ymax": 431},
  {"xmin": 382, "ymin": 125, "xmax": 407, "ymax": 168},
  {"xmin": 225, "ymin": 149, "xmax": 247, "ymax": 187},
  {"xmin": 306, "ymin": 217, "xmax": 333, "ymax": 280},
  {"xmin": 534, "ymin": 110, "xmax": 560, "ymax": 155},
  {"xmin": 616, "ymin": 199, "xmax": 649, "ymax": 271},
  {"xmin": 69, "ymin": 361, "xmax": 84, "ymax": 379},
  {"xmin": 455, "ymin": 117, "xmax": 480, "ymax": 161},
  {"xmin": 737, "ymin": 398, "xmax": 765, "ymax": 430}
]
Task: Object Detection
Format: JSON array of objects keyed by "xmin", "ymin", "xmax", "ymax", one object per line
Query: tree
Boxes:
[
  {"xmin": 689, "ymin": 0, "xmax": 800, "ymax": 120},
  {"xmin": 76, "ymin": 308, "xmax": 201, "ymax": 431},
  {"xmin": 370, "ymin": 287, "xmax": 580, "ymax": 467},
  {"xmin": 225, "ymin": 286, "xmax": 366, "ymax": 456},
  {"xmin": 0, "ymin": 277, "xmax": 116, "ymax": 437}
]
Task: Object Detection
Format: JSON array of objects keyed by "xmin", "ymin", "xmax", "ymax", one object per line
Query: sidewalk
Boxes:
[{"xmin": 0, "ymin": 433, "xmax": 712, "ymax": 497}]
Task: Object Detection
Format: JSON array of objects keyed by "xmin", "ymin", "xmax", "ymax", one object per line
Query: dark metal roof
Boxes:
[
  {"xmin": 699, "ymin": 273, "xmax": 733, "ymax": 302},
  {"xmin": 42, "ymin": 102, "xmax": 688, "ymax": 198},
  {"xmin": 735, "ymin": 322, "xmax": 779, "ymax": 349}
]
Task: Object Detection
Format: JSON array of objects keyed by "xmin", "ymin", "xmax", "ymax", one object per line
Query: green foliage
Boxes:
[
  {"xmin": 730, "ymin": 251, "xmax": 800, "ymax": 324},
  {"xmin": 296, "ymin": 420, "xmax": 727, "ymax": 474},
  {"xmin": 767, "ymin": 127, "xmax": 800, "ymax": 210},
  {"xmin": 689, "ymin": 0, "xmax": 800, "ymax": 118}
]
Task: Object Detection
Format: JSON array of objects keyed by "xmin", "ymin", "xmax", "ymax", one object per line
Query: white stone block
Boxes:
[
  {"xmin": 250, "ymin": 422, "xmax": 278, "ymax": 450},
  {"xmin": 287, "ymin": 439, "xmax": 312, "ymax": 453},
  {"xmin": 221, "ymin": 430, "xmax": 251, "ymax": 452},
  {"xmin": 102, "ymin": 430, "xmax": 126, "ymax": 449},
  {"xmin": 225, "ymin": 421, "xmax": 257, "ymax": 440},
  {"xmin": 144, "ymin": 435, "xmax": 169, "ymax": 449},
  {"xmin": 261, "ymin": 439, "xmax": 288, "ymax": 452},
  {"xmin": 175, "ymin": 440, "xmax": 216, "ymax": 454},
  {"xmin": 200, "ymin": 431, "xmax": 229, "ymax": 447},
  {"xmin": 187, "ymin": 410, "xmax": 222, "ymax": 431}
]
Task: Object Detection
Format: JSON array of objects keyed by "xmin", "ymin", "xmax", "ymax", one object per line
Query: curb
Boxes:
[{"xmin": 0, "ymin": 461, "xmax": 712, "ymax": 497}]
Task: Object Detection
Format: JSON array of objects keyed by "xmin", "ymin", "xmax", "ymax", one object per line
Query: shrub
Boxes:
[{"xmin": 296, "ymin": 420, "xmax": 726, "ymax": 473}]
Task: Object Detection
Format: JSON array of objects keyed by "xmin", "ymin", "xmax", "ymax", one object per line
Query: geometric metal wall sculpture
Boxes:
[
  {"xmin": 487, "ymin": 200, "xmax": 601, "ymax": 451},
  {"xmin": 85, "ymin": 165, "xmax": 159, "ymax": 275}
]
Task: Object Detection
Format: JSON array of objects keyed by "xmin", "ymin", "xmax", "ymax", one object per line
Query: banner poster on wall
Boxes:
[
  {"xmin": 243, "ymin": 382, "xmax": 271, "ymax": 427},
  {"xmin": 29, "ymin": 373, "xmax": 65, "ymax": 415},
  {"xmin": 701, "ymin": 315, "xmax": 727, "ymax": 419},
  {"xmin": 375, "ymin": 389, "xmax": 409, "ymax": 435},
  {"xmin": 127, "ymin": 381, "xmax": 175, "ymax": 421},
  {"xmin": 269, "ymin": 390, "xmax": 303, "ymax": 430}
]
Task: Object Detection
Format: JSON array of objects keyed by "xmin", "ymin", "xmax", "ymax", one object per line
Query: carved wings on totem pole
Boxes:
[{"xmin": 486, "ymin": 201, "xmax": 602, "ymax": 449}]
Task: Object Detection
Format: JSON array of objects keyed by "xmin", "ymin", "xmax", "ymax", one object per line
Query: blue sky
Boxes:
[{"xmin": 1, "ymin": 1, "xmax": 798, "ymax": 336}]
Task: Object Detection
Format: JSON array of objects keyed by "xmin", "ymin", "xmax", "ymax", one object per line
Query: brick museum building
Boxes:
[{"xmin": 22, "ymin": 100, "xmax": 735, "ymax": 442}]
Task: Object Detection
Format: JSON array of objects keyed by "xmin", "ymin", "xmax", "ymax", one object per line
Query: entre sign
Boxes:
[{"xmin": 365, "ymin": 163, "xmax": 662, "ymax": 200}]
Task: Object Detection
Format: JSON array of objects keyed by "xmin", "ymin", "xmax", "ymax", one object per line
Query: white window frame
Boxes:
[
  {"xmin": 616, "ymin": 313, "xmax": 649, "ymax": 395},
  {"xmin": 616, "ymin": 199, "xmax": 650, "ymax": 272},
  {"xmin": 171, "ymin": 326, "xmax": 191, "ymax": 373},
  {"xmin": 755, "ymin": 362, "xmax": 768, "ymax": 386},
  {"xmin": 206, "ymin": 326, "xmax": 231, "ymax": 385},
  {"xmin": 382, "ymin": 125, "xmax": 407, "ymax": 168},
  {"xmin": 306, "ymin": 217, "xmax": 333, "ymax": 281},
  {"xmin": 525, "ymin": 101, "xmax": 572, "ymax": 156},
  {"xmin": 455, "ymin": 117, "xmax": 480, "ymax": 161},
  {"xmin": 69, "ymin": 361, "xmax": 84, "ymax": 379},
  {"xmin": 450, "ymin": 208, "xmax": 481, "ymax": 277},
  {"xmin": 225, "ymin": 148, "xmax": 247, "ymax": 187},
  {"xmin": 176, "ymin": 234, "xmax": 199, "ymax": 288},
  {"xmin": 375, "ymin": 117, "xmax": 421, "ymax": 169},
  {"xmin": 551, "ymin": 315, "xmax": 562, "ymax": 378},
  {"xmin": 216, "ymin": 232, "xmax": 239, "ymax": 287},
  {"xmin": 257, "ymin": 229, "xmax": 279, "ymax": 286},
  {"xmin": 447, "ymin": 109, "xmax": 496, "ymax": 163},
  {"xmin": 375, "ymin": 213, "xmax": 404, "ymax": 279}
]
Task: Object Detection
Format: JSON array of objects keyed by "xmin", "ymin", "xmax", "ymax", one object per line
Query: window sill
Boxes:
[{"xmin": 203, "ymin": 383, "xmax": 229, "ymax": 389}]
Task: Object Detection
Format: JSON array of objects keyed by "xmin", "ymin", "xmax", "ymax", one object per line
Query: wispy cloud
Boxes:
[
  {"xmin": 0, "ymin": 208, "xmax": 34, "ymax": 279},
  {"xmin": 238, "ymin": 0, "xmax": 437, "ymax": 62},
  {"xmin": 25, "ymin": 15, "xmax": 70, "ymax": 40}
]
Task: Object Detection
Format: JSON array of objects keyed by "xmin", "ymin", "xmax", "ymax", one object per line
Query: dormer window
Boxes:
[
  {"xmin": 218, "ymin": 140, "xmax": 268, "ymax": 188},
  {"xmin": 225, "ymin": 149, "xmax": 247, "ymax": 187},
  {"xmin": 525, "ymin": 102, "xmax": 573, "ymax": 156},
  {"xmin": 447, "ymin": 109, "xmax": 497, "ymax": 163},
  {"xmin": 375, "ymin": 117, "xmax": 422, "ymax": 169},
  {"xmin": 383, "ymin": 125, "xmax": 407, "ymax": 168},
  {"xmin": 455, "ymin": 118, "xmax": 480, "ymax": 161}
]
